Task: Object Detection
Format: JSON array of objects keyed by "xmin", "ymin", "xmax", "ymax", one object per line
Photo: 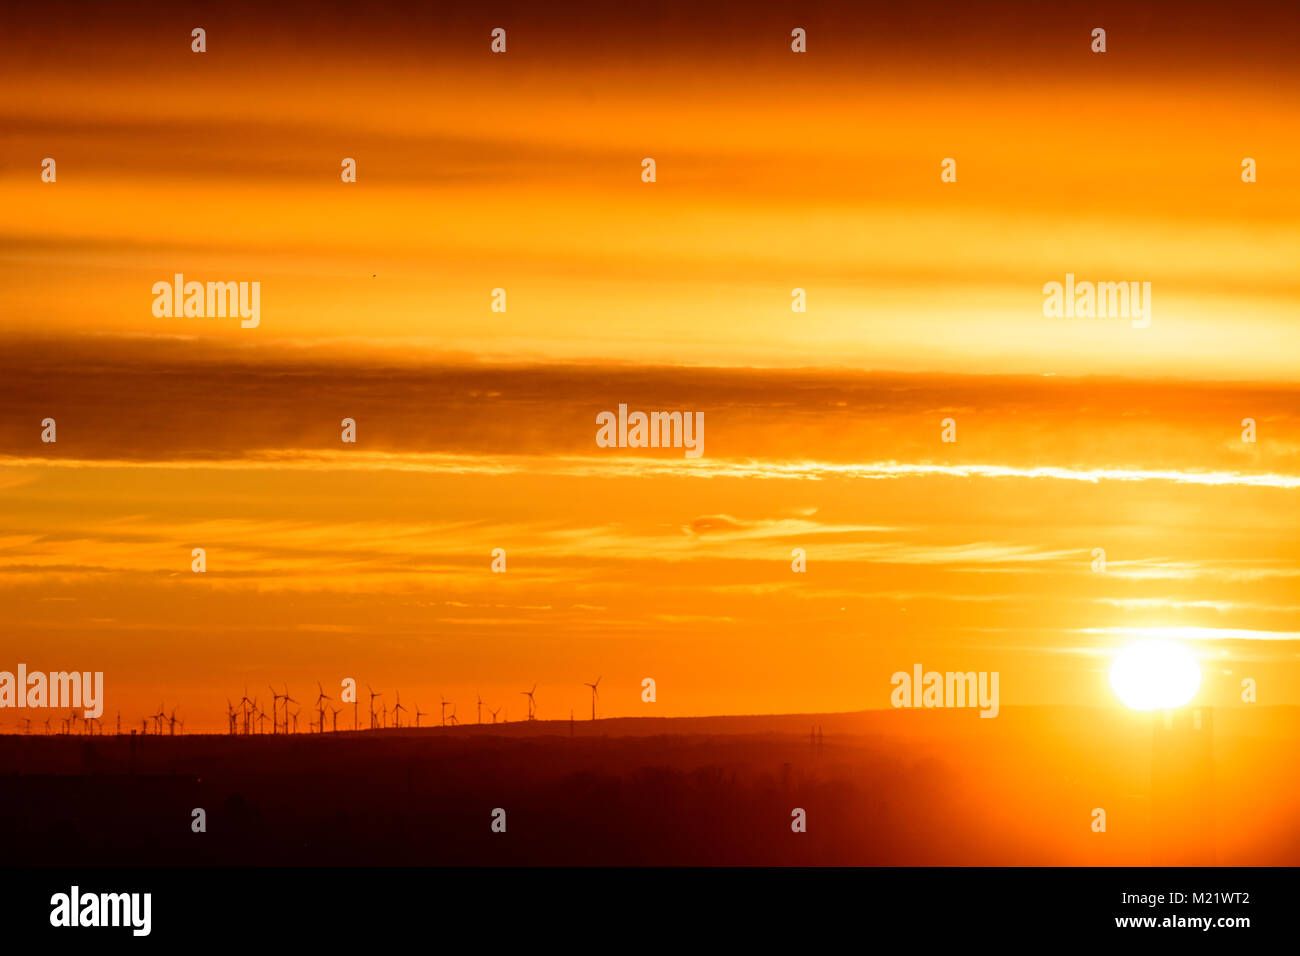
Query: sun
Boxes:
[{"xmin": 1109, "ymin": 640, "xmax": 1201, "ymax": 710}]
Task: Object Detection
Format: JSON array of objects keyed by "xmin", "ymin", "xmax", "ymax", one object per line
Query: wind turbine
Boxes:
[
  {"xmin": 316, "ymin": 682, "xmax": 332, "ymax": 734},
  {"xmin": 585, "ymin": 676, "xmax": 601, "ymax": 720},
  {"xmin": 330, "ymin": 705, "xmax": 343, "ymax": 732},
  {"xmin": 289, "ymin": 707, "xmax": 300, "ymax": 734},
  {"xmin": 489, "ymin": 706, "xmax": 501, "ymax": 724},
  {"xmin": 440, "ymin": 695, "xmax": 449, "ymax": 727},
  {"xmin": 447, "ymin": 704, "xmax": 459, "ymax": 727},
  {"xmin": 168, "ymin": 708, "xmax": 178, "ymax": 736},
  {"xmin": 477, "ymin": 693, "xmax": 483, "ymax": 724},
  {"xmin": 414, "ymin": 703, "xmax": 425, "ymax": 728},
  {"xmin": 283, "ymin": 686, "xmax": 297, "ymax": 734},
  {"xmin": 268, "ymin": 686, "xmax": 282, "ymax": 734},
  {"xmin": 154, "ymin": 704, "xmax": 167, "ymax": 736},
  {"xmin": 521, "ymin": 683, "xmax": 537, "ymax": 721},
  {"xmin": 393, "ymin": 691, "xmax": 407, "ymax": 728},
  {"xmin": 238, "ymin": 689, "xmax": 252, "ymax": 735},
  {"xmin": 367, "ymin": 685, "xmax": 381, "ymax": 730}
]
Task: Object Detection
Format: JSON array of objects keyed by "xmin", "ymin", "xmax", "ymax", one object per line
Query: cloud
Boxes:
[
  {"xmin": 2, "ymin": 343, "xmax": 1296, "ymax": 476},
  {"xmin": 686, "ymin": 515, "xmax": 747, "ymax": 535}
]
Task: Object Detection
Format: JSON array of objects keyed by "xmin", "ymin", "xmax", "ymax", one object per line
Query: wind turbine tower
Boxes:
[{"xmin": 316, "ymin": 682, "xmax": 332, "ymax": 734}]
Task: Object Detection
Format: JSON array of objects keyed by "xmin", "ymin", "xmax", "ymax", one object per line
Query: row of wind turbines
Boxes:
[
  {"xmin": 14, "ymin": 706, "xmax": 183, "ymax": 736},
  {"xmin": 8, "ymin": 679, "xmax": 605, "ymax": 736},
  {"xmin": 223, "ymin": 677, "xmax": 603, "ymax": 734}
]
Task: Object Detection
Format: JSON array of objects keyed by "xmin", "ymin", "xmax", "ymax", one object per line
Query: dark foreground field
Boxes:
[{"xmin": 2, "ymin": 707, "xmax": 1296, "ymax": 866}]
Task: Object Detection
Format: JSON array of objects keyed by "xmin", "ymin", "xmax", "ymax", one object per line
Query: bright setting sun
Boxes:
[{"xmin": 1109, "ymin": 640, "xmax": 1202, "ymax": 711}]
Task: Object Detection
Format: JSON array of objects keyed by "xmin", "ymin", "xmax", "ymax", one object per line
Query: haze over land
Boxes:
[{"xmin": 3, "ymin": 706, "xmax": 1296, "ymax": 865}]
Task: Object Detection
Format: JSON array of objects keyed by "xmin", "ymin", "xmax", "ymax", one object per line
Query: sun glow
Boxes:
[{"xmin": 1109, "ymin": 640, "xmax": 1202, "ymax": 711}]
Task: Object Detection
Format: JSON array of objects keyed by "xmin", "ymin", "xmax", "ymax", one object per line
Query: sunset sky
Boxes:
[{"xmin": 1, "ymin": 0, "xmax": 1297, "ymax": 731}]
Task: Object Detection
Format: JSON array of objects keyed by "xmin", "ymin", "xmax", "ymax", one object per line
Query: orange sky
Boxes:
[{"xmin": 1, "ymin": 0, "xmax": 1298, "ymax": 730}]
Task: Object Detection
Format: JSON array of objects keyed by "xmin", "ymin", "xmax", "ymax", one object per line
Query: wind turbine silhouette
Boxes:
[
  {"xmin": 489, "ymin": 706, "xmax": 501, "ymax": 724},
  {"xmin": 268, "ymin": 686, "xmax": 282, "ymax": 734},
  {"xmin": 414, "ymin": 703, "xmax": 425, "ymax": 728},
  {"xmin": 330, "ymin": 704, "xmax": 342, "ymax": 732},
  {"xmin": 289, "ymin": 707, "xmax": 300, "ymax": 734},
  {"xmin": 447, "ymin": 704, "xmax": 459, "ymax": 727},
  {"xmin": 367, "ymin": 685, "xmax": 381, "ymax": 730},
  {"xmin": 584, "ymin": 676, "xmax": 601, "ymax": 720},
  {"xmin": 521, "ymin": 683, "xmax": 537, "ymax": 721},
  {"xmin": 315, "ymin": 682, "xmax": 332, "ymax": 734},
  {"xmin": 440, "ymin": 695, "xmax": 449, "ymax": 727},
  {"xmin": 477, "ymin": 693, "xmax": 483, "ymax": 724},
  {"xmin": 283, "ymin": 685, "xmax": 297, "ymax": 734},
  {"xmin": 393, "ymin": 691, "xmax": 407, "ymax": 728},
  {"xmin": 238, "ymin": 689, "xmax": 252, "ymax": 735}
]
